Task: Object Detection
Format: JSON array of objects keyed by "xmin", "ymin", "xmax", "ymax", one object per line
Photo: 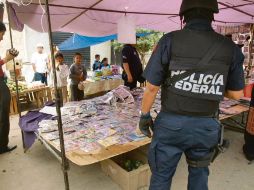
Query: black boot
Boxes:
[
  {"xmin": 243, "ymin": 144, "xmax": 254, "ymax": 161},
  {"xmin": 0, "ymin": 145, "xmax": 17, "ymax": 154}
]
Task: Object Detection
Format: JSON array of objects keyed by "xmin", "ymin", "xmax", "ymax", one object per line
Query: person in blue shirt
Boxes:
[
  {"xmin": 101, "ymin": 57, "xmax": 110, "ymax": 69},
  {"xmin": 92, "ymin": 54, "xmax": 101, "ymax": 71},
  {"xmin": 139, "ymin": 0, "xmax": 245, "ymax": 190}
]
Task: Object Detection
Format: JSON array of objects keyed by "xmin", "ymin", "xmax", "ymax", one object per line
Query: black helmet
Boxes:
[{"xmin": 179, "ymin": 0, "xmax": 219, "ymax": 16}]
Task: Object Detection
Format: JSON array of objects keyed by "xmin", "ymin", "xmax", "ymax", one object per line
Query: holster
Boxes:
[
  {"xmin": 211, "ymin": 124, "xmax": 230, "ymax": 162},
  {"xmin": 186, "ymin": 122, "xmax": 230, "ymax": 168}
]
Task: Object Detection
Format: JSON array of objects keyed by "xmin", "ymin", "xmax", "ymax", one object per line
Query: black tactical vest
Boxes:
[{"xmin": 161, "ymin": 28, "xmax": 235, "ymax": 116}]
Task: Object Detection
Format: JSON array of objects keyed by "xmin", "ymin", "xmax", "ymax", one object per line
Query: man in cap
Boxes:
[
  {"xmin": 139, "ymin": 0, "xmax": 245, "ymax": 189},
  {"xmin": 31, "ymin": 43, "xmax": 49, "ymax": 85}
]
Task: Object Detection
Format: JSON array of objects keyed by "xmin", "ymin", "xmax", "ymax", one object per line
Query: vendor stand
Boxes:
[
  {"xmin": 21, "ymin": 87, "xmax": 250, "ymax": 167},
  {"xmin": 6, "ymin": 0, "xmax": 254, "ymax": 189},
  {"xmin": 83, "ymin": 78, "xmax": 123, "ymax": 97},
  {"xmin": 10, "ymin": 86, "xmax": 52, "ymax": 115}
]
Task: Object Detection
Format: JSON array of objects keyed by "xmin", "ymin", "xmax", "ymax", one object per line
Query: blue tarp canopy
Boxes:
[{"xmin": 59, "ymin": 33, "xmax": 151, "ymax": 51}]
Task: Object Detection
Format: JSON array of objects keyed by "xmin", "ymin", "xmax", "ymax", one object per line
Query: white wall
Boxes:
[
  {"xmin": 23, "ymin": 26, "xmax": 50, "ymax": 62},
  {"xmin": 90, "ymin": 41, "xmax": 111, "ymax": 69}
]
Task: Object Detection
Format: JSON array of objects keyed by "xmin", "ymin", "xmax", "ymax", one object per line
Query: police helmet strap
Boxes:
[{"xmin": 179, "ymin": 0, "xmax": 219, "ymax": 17}]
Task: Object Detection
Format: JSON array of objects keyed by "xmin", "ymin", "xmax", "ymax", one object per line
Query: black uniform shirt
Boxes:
[
  {"xmin": 143, "ymin": 19, "xmax": 245, "ymax": 91},
  {"xmin": 122, "ymin": 44, "xmax": 143, "ymax": 81}
]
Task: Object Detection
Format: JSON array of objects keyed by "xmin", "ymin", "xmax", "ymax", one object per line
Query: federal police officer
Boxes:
[
  {"xmin": 122, "ymin": 43, "xmax": 144, "ymax": 90},
  {"xmin": 139, "ymin": 0, "xmax": 245, "ymax": 189}
]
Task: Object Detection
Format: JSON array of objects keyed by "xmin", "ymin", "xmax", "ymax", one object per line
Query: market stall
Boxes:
[
  {"xmin": 21, "ymin": 87, "xmax": 249, "ymax": 166},
  {"xmin": 83, "ymin": 78, "xmax": 123, "ymax": 96},
  {"xmin": 7, "ymin": 81, "xmax": 52, "ymax": 114},
  {"xmin": 6, "ymin": 0, "xmax": 254, "ymax": 189}
]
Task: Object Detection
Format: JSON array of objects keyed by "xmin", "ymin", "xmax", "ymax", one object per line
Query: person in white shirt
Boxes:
[
  {"xmin": 31, "ymin": 43, "xmax": 49, "ymax": 85},
  {"xmin": 53, "ymin": 52, "xmax": 69, "ymax": 105}
]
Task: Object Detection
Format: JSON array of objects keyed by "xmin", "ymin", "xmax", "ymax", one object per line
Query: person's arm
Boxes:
[
  {"xmin": 123, "ymin": 63, "xmax": 133, "ymax": 82},
  {"xmin": 225, "ymin": 90, "xmax": 244, "ymax": 100},
  {"xmin": 141, "ymin": 82, "xmax": 160, "ymax": 114},
  {"xmin": 1, "ymin": 49, "xmax": 18, "ymax": 65},
  {"xmin": 92, "ymin": 63, "xmax": 96, "ymax": 71},
  {"xmin": 122, "ymin": 46, "xmax": 134, "ymax": 82},
  {"xmin": 82, "ymin": 67, "xmax": 87, "ymax": 81},
  {"xmin": 139, "ymin": 34, "xmax": 171, "ymax": 137},
  {"xmin": 69, "ymin": 65, "xmax": 80, "ymax": 80},
  {"xmin": 225, "ymin": 45, "xmax": 245, "ymax": 100},
  {"xmin": 32, "ymin": 64, "xmax": 36, "ymax": 72},
  {"xmin": 31, "ymin": 54, "xmax": 36, "ymax": 72}
]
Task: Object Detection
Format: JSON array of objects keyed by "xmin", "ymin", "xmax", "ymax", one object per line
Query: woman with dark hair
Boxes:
[
  {"xmin": 101, "ymin": 57, "xmax": 110, "ymax": 69},
  {"xmin": 0, "ymin": 21, "xmax": 19, "ymax": 154}
]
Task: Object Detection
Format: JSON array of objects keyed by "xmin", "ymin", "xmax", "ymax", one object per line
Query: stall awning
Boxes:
[
  {"xmin": 58, "ymin": 32, "xmax": 151, "ymax": 50},
  {"xmin": 8, "ymin": 0, "xmax": 254, "ymax": 36}
]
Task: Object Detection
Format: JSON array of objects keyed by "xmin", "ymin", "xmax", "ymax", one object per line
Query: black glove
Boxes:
[{"xmin": 139, "ymin": 112, "xmax": 154, "ymax": 138}]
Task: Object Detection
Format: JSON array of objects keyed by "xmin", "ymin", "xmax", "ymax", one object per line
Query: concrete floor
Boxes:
[{"xmin": 0, "ymin": 115, "xmax": 254, "ymax": 190}]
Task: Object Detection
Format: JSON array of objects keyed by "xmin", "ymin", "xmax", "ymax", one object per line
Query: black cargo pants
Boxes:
[{"xmin": 0, "ymin": 78, "xmax": 11, "ymax": 149}]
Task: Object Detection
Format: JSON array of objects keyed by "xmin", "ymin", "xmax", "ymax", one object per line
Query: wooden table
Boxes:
[
  {"xmin": 10, "ymin": 87, "xmax": 52, "ymax": 115},
  {"xmin": 220, "ymin": 104, "xmax": 250, "ymax": 133},
  {"xmin": 38, "ymin": 104, "xmax": 249, "ymax": 166},
  {"xmin": 83, "ymin": 79, "xmax": 124, "ymax": 96}
]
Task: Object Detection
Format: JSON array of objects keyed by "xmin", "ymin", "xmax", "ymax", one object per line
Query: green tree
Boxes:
[{"xmin": 112, "ymin": 29, "xmax": 163, "ymax": 65}]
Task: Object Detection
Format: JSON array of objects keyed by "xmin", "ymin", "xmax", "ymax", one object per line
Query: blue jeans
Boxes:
[
  {"xmin": 34, "ymin": 72, "xmax": 47, "ymax": 85},
  {"xmin": 149, "ymin": 112, "xmax": 220, "ymax": 190}
]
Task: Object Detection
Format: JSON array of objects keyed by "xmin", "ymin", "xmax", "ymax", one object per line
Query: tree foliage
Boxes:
[{"xmin": 112, "ymin": 29, "xmax": 163, "ymax": 65}]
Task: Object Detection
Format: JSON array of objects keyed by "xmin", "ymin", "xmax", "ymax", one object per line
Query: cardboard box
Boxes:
[
  {"xmin": 138, "ymin": 145, "xmax": 150, "ymax": 156},
  {"xmin": 101, "ymin": 150, "xmax": 151, "ymax": 190}
]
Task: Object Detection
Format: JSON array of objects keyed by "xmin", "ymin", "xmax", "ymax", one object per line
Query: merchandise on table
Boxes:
[
  {"xmin": 26, "ymin": 81, "xmax": 46, "ymax": 89},
  {"xmin": 6, "ymin": 80, "xmax": 28, "ymax": 93},
  {"xmin": 220, "ymin": 98, "xmax": 239, "ymax": 109},
  {"xmin": 219, "ymin": 98, "xmax": 247, "ymax": 115},
  {"xmin": 90, "ymin": 65, "xmax": 121, "ymax": 81},
  {"xmin": 38, "ymin": 86, "xmax": 144, "ymax": 153},
  {"xmin": 6, "ymin": 80, "xmax": 46, "ymax": 94},
  {"xmin": 101, "ymin": 68, "xmax": 113, "ymax": 76},
  {"xmin": 111, "ymin": 65, "xmax": 120, "ymax": 75},
  {"xmin": 38, "ymin": 86, "xmax": 244, "ymax": 154}
]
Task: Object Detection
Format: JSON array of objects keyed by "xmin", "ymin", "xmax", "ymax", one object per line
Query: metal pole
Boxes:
[
  {"xmin": 6, "ymin": 2, "xmax": 25, "ymax": 150},
  {"xmin": 44, "ymin": 1, "xmax": 70, "ymax": 189}
]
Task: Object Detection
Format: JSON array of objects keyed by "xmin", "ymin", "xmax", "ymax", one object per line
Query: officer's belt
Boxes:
[{"xmin": 161, "ymin": 109, "xmax": 217, "ymax": 118}]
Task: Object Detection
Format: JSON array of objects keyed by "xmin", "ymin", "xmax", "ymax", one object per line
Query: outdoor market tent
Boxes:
[
  {"xmin": 4, "ymin": 1, "xmax": 254, "ymax": 190},
  {"xmin": 8, "ymin": 0, "xmax": 254, "ymax": 36},
  {"xmin": 58, "ymin": 32, "xmax": 151, "ymax": 50}
]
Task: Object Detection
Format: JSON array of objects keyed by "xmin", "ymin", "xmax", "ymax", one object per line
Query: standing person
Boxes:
[
  {"xmin": 243, "ymin": 86, "xmax": 254, "ymax": 162},
  {"xmin": 0, "ymin": 21, "xmax": 19, "ymax": 154},
  {"xmin": 31, "ymin": 43, "xmax": 49, "ymax": 85},
  {"xmin": 69, "ymin": 53, "xmax": 87, "ymax": 101},
  {"xmin": 122, "ymin": 43, "xmax": 144, "ymax": 90},
  {"xmin": 139, "ymin": 1, "xmax": 245, "ymax": 190},
  {"xmin": 53, "ymin": 52, "xmax": 69, "ymax": 105},
  {"xmin": 92, "ymin": 54, "xmax": 101, "ymax": 71}
]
